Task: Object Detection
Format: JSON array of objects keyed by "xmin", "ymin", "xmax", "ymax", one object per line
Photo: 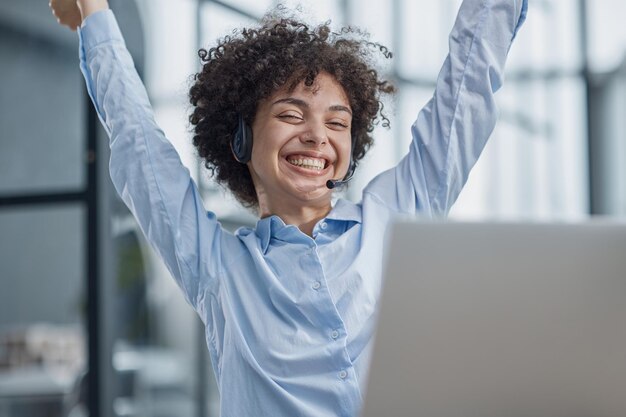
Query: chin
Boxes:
[{"xmin": 290, "ymin": 183, "xmax": 331, "ymax": 202}]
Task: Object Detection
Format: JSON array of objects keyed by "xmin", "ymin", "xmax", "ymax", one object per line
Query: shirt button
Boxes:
[
  {"xmin": 312, "ymin": 281, "xmax": 321, "ymax": 290},
  {"xmin": 339, "ymin": 370, "xmax": 348, "ymax": 379},
  {"xmin": 331, "ymin": 330, "xmax": 339, "ymax": 339},
  {"xmin": 320, "ymin": 222, "xmax": 328, "ymax": 230}
]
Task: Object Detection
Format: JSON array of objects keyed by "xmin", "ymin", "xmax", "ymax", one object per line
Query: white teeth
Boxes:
[{"xmin": 287, "ymin": 157, "xmax": 325, "ymax": 171}]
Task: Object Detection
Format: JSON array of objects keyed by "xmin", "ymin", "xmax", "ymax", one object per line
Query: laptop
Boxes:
[{"xmin": 362, "ymin": 220, "xmax": 626, "ymax": 417}]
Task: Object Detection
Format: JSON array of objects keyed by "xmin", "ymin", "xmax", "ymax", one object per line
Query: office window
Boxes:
[
  {"xmin": 0, "ymin": 1, "xmax": 89, "ymax": 414},
  {"xmin": 0, "ymin": 24, "xmax": 84, "ymax": 195}
]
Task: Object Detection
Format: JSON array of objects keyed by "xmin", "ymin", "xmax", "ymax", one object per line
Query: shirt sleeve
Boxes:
[
  {"xmin": 78, "ymin": 10, "xmax": 223, "ymax": 311},
  {"xmin": 363, "ymin": 0, "xmax": 528, "ymax": 216}
]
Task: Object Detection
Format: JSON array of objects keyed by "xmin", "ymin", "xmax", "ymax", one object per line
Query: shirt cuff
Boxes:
[{"xmin": 77, "ymin": 9, "xmax": 125, "ymax": 52}]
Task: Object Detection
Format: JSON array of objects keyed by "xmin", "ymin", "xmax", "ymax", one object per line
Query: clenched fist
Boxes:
[
  {"xmin": 50, "ymin": 0, "xmax": 109, "ymax": 31},
  {"xmin": 49, "ymin": 0, "xmax": 82, "ymax": 31}
]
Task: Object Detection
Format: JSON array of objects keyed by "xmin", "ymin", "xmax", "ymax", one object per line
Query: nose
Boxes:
[{"xmin": 300, "ymin": 122, "xmax": 327, "ymax": 146}]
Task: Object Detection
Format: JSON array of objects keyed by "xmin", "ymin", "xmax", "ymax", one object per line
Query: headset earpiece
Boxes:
[{"xmin": 231, "ymin": 114, "xmax": 253, "ymax": 163}]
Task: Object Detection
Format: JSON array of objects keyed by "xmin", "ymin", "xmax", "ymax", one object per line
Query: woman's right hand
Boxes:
[
  {"xmin": 49, "ymin": 0, "xmax": 82, "ymax": 31},
  {"xmin": 50, "ymin": 0, "xmax": 109, "ymax": 31}
]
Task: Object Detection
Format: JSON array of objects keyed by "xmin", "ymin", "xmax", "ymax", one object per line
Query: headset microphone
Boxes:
[
  {"xmin": 326, "ymin": 164, "xmax": 355, "ymax": 189},
  {"xmin": 326, "ymin": 175, "xmax": 353, "ymax": 189},
  {"xmin": 326, "ymin": 136, "xmax": 357, "ymax": 189}
]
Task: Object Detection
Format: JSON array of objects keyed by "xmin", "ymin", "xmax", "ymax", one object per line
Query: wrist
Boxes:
[{"xmin": 76, "ymin": 0, "xmax": 109, "ymax": 21}]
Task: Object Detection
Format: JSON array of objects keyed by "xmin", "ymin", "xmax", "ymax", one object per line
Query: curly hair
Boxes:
[{"xmin": 189, "ymin": 12, "xmax": 395, "ymax": 208}]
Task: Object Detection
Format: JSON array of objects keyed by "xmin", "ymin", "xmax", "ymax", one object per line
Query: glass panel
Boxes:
[
  {"xmin": 200, "ymin": 2, "xmax": 257, "ymax": 47},
  {"xmin": 347, "ymin": 0, "xmax": 391, "ymax": 44},
  {"xmin": 506, "ymin": 0, "xmax": 582, "ymax": 73},
  {"xmin": 451, "ymin": 76, "xmax": 588, "ymax": 220},
  {"xmin": 277, "ymin": 0, "xmax": 343, "ymax": 24},
  {"xmin": 0, "ymin": 205, "xmax": 86, "ymax": 417},
  {"xmin": 142, "ymin": 0, "xmax": 197, "ymax": 99},
  {"xmin": 0, "ymin": 30, "xmax": 84, "ymax": 196},
  {"xmin": 396, "ymin": 0, "xmax": 452, "ymax": 80},
  {"xmin": 396, "ymin": 0, "xmax": 583, "ymax": 80},
  {"xmin": 218, "ymin": 0, "xmax": 274, "ymax": 17},
  {"xmin": 589, "ymin": 0, "xmax": 626, "ymax": 72}
]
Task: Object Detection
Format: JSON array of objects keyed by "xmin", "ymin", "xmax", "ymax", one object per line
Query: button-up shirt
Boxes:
[{"xmin": 78, "ymin": 1, "xmax": 527, "ymax": 415}]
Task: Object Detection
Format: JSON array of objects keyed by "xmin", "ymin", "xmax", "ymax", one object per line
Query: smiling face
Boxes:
[{"xmin": 248, "ymin": 72, "xmax": 353, "ymax": 217}]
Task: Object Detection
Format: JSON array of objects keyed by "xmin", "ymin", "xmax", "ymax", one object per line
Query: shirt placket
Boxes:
[{"xmin": 299, "ymin": 242, "xmax": 363, "ymax": 414}]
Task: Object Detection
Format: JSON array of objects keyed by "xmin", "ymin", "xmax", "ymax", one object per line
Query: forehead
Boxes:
[{"xmin": 270, "ymin": 72, "xmax": 351, "ymax": 107}]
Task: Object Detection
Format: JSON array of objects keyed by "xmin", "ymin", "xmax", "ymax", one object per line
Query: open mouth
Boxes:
[{"xmin": 286, "ymin": 156, "xmax": 328, "ymax": 172}]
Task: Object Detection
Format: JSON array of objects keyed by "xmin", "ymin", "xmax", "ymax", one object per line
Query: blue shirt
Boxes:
[{"xmin": 78, "ymin": 1, "xmax": 527, "ymax": 416}]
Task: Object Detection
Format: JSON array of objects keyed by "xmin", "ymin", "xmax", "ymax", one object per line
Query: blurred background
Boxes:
[{"xmin": 1, "ymin": 0, "xmax": 625, "ymax": 416}]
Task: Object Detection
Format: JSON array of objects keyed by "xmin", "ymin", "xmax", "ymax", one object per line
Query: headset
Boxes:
[
  {"xmin": 326, "ymin": 139, "xmax": 357, "ymax": 189},
  {"xmin": 231, "ymin": 114, "xmax": 253, "ymax": 164},
  {"xmin": 231, "ymin": 114, "xmax": 356, "ymax": 189}
]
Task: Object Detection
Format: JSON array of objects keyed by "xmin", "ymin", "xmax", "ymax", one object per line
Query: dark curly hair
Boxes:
[{"xmin": 189, "ymin": 11, "xmax": 395, "ymax": 208}]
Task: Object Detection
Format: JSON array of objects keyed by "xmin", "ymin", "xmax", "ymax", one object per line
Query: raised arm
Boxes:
[
  {"xmin": 50, "ymin": 0, "xmax": 224, "ymax": 313},
  {"xmin": 364, "ymin": 0, "xmax": 528, "ymax": 217}
]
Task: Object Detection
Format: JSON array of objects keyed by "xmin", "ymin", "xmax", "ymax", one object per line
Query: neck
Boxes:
[{"xmin": 257, "ymin": 194, "xmax": 331, "ymax": 237}]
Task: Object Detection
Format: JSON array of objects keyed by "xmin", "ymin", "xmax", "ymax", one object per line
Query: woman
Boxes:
[{"xmin": 50, "ymin": 0, "xmax": 527, "ymax": 415}]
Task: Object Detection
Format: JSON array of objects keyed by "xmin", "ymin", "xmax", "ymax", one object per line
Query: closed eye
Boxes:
[
  {"xmin": 327, "ymin": 121, "xmax": 350, "ymax": 130},
  {"xmin": 278, "ymin": 114, "xmax": 303, "ymax": 122}
]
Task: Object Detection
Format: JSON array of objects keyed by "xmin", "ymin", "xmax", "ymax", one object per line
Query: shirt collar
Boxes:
[
  {"xmin": 325, "ymin": 198, "xmax": 362, "ymax": 224},
  {"xmin": 254, "ymin": 198, "xmax": 362, "ymax": 254},
  {"xmin": 255, "ymin": 215, "xmax": 288, "ymax": 254}
]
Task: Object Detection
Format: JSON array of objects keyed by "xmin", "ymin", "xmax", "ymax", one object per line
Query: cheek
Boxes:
[
  {"xmin": 250, "ymin": 136, "xmax": 281, "ymax": 173},
  {"xmin": 251, "ymin": 126, "xmax": 282, "ymax": 156},
  {"xmin": 249, "ymin": 133, "xmax": 268, "ymax": 163},
  {"xmin": 340, "ymin": 138, "xmax": 353, "ymax": 165}
]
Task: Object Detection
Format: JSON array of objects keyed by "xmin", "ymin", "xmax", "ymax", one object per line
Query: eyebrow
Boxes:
[{"xmin": 272, "ymin": 97, "xmax": 352, "ymax": 116}]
